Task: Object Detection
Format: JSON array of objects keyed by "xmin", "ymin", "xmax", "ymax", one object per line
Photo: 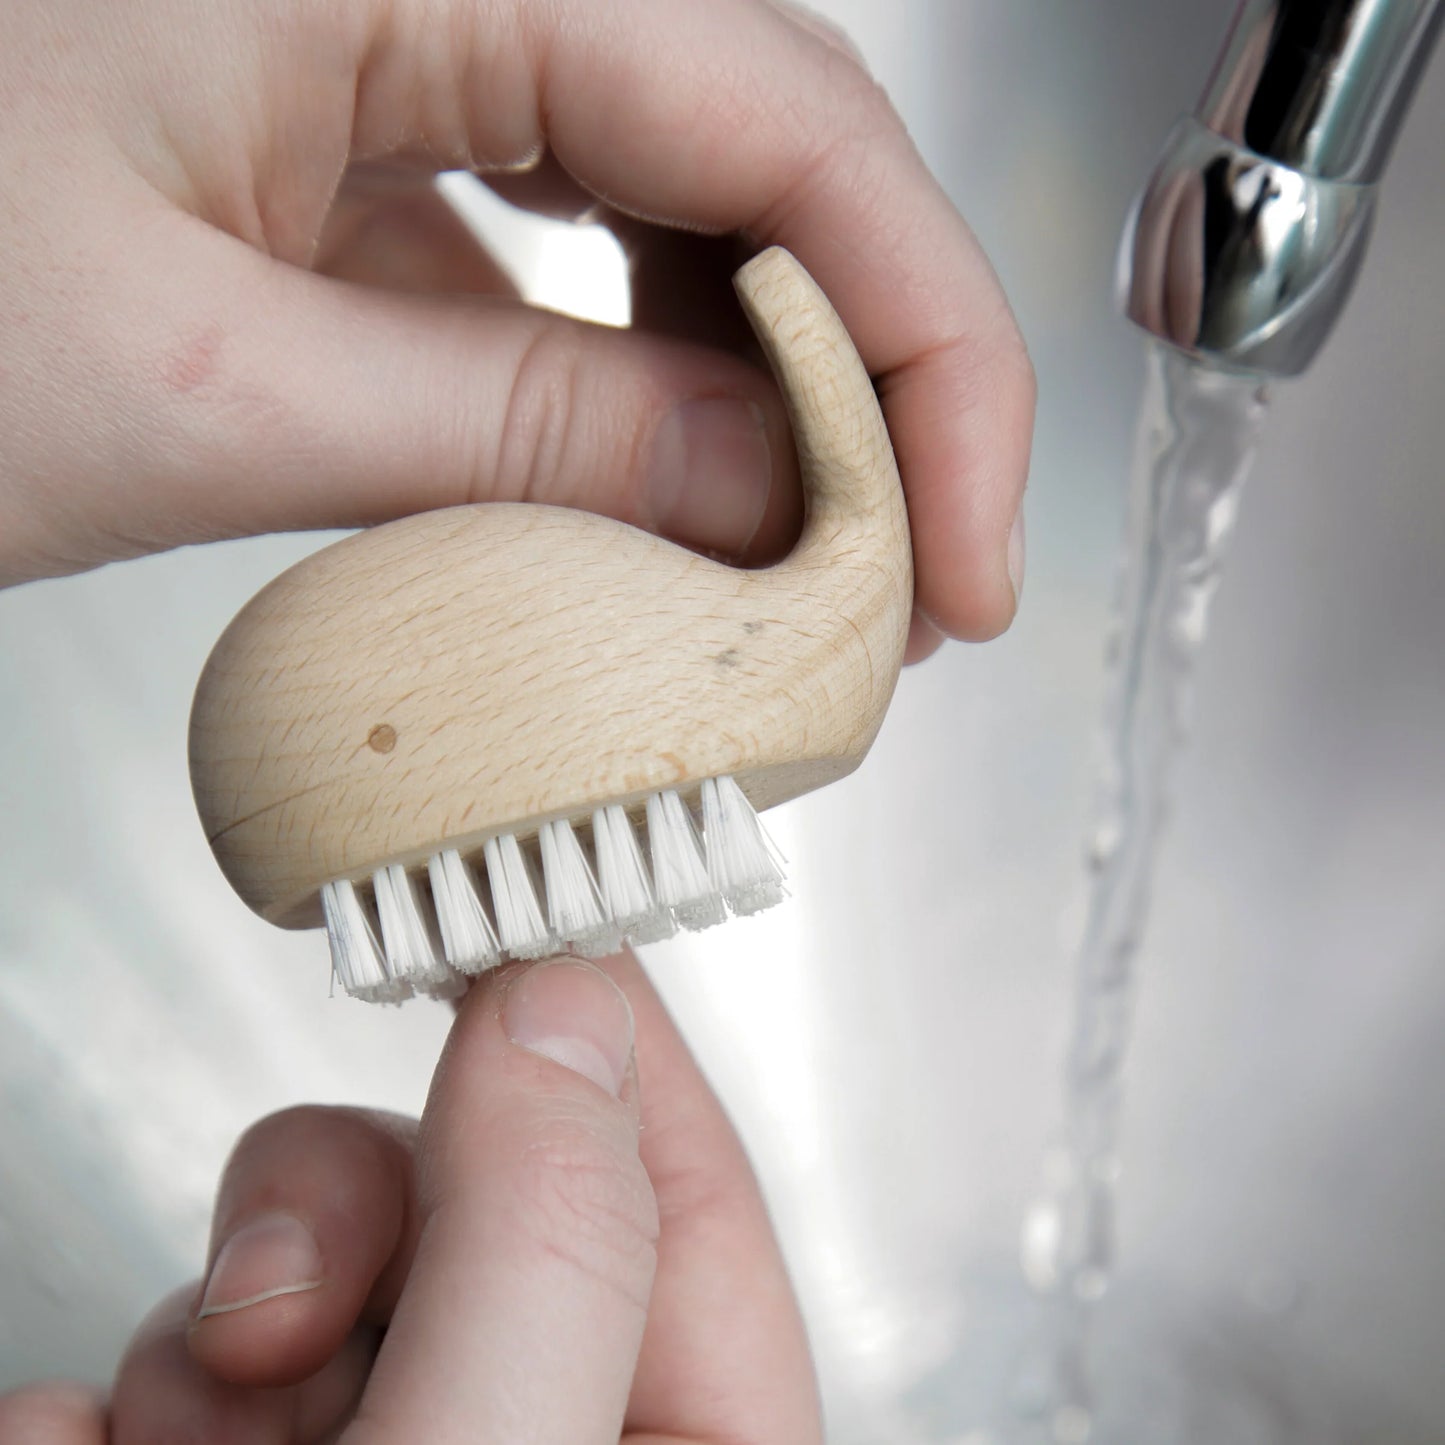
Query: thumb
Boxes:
[
  {"xmin": 350, "ymin": 959, "xmax": 656, "ymax": 1443},
  {"xmin": 18, "ymin": 206, "xmax": 799, "ymax": 581}
]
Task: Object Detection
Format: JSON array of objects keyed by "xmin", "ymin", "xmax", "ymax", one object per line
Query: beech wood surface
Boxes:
[{"xmin": 189, "ymin": 247, "xmax": 914, "ymax": 926}]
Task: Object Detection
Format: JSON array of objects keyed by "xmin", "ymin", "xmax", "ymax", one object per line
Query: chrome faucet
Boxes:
[{"xmin": 1120, "ymin": 0, "xmax": 1443, "ymax": 376}]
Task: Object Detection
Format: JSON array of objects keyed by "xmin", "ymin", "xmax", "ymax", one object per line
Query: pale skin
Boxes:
[
  {"xmin": 0, "ymin": 0, "xmax": 1035, "ymax": 1436},
  {"xmin": 1, "ymin": 955, "xmax": 830, "ymax": 1444}
]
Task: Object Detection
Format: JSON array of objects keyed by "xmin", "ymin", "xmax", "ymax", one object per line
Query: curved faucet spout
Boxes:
[{"xmin": 1120, "ymin": 0, "xmax": 1443, "ymax": 376}]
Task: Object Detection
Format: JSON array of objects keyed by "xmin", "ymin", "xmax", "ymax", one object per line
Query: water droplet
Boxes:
[
  {"xmin": 1085, "ymin": 819, "xmax": 1122, "ymax": 870},
  {"xmin": 1020, "ymin": 1198, "xmax": 1062, "ymax": 1294}
]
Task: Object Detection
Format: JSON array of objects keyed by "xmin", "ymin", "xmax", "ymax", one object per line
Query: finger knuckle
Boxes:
[
  {"xmin": 819, "ymin": 44, "xmax": 898, "ymax": 147},
  {"xmin": 775, "ymin": 0, "xmax": 872, "ymax": 75},
  {"xmin": 1004, "ymin": 329, "xmax": 1039, "ymax": 414},
  {"xmin": 996, "ymin": 331, "xmax": 1039, "ymax": 467},
  {"xmin": 167, "ymin": 371, "xmax": 308, "ymax": 493},
  {"xmin": 939, "ymin": 318, "xmax": 1036, "ymax": 428},
  {"xmin": 229, "ymin": 1102, "xmax": 339, "ymax": 1164},
  {"xmin": 490, "ymin": 316, "xmax": 584, "ymax": 506},
  {"xmin": 117, "ymin": 322, "xmax": 317, "ymax": 549},
  {"xmin": 643, "ymin": 1111, "xmax": 759, "ymax": 1226},
  {"xmin": 777, "ymin": 75, "xmax": 899, "ymax": 240},
  {"xmin": 222, "ymin": 1104, "xmax": 404, "ymax": 1213}
]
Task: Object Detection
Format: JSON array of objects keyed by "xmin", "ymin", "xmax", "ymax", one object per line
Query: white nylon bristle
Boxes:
[
  {"xmin": 428, "ymin": 849, "xmax": 502, "ymax": 973},
  {"xmin": 646, "ymin": 789, "xmax": 726, "ymax": 930},
  {"xmin": 484, "ymin": 833, "xmax": 555, "ymax": 958},
  {"xmin": 321, "ymin": 878, "xmax": 407, "ymax": 1004},
  {"xmin": 373, "ymin": 864, "xmax": 453, "ymax": 992},
  {"xmin": 539, "ymin": 819, "xmax": 622, "ymax": 957},
  {"xmin": 323, "ymin": 774, "xmax": 789, "ymax": 1004},
  {"xmin": 420, "ymin": 971, "xmax": 470, "ymax": 1002},
  {"xmin": 593, "ymin": 804, "xmax": 675, "ymax": 945},
  {"xmin": 701, "ymin": 775, "xmax": 787, "ymax": 916}
]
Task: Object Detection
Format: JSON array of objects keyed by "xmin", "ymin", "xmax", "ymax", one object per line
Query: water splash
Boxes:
[{"xmin": 1019, "ymin": 344, "xmax": 1271, "ymax": 1440}]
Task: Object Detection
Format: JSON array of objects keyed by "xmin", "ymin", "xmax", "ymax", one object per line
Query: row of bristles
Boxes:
[{"xmin": 320, "ymin": 774, "xmax": 786, "ymax": 1002}]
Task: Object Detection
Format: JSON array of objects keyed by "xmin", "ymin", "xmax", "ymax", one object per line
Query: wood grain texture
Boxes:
[{"xmin": 189, "ymin": 247, "xmax": 913, "ymax": 926}]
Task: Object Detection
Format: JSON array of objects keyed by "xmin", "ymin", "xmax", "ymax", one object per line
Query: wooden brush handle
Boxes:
[
  {"xmin": 733, "ymin": 247, "xmax": 906, "ymax": 569},
  {"xmin": 190, "ymin": 247, "xmax": 913, "ymax": 925}
]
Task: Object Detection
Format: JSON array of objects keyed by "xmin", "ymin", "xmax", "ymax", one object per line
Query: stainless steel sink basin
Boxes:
[{"xmin": 2, "ymin": 2, "xmax": 1443, "ymax": 1436}]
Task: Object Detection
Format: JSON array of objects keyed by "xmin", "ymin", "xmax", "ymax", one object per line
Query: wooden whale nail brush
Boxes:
[{"xmin": 188, "ymin": 246, "xmax": 913, "ymax": 1001}]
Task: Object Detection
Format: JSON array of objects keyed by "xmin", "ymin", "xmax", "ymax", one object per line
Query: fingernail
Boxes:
[
  {"xmin": 648, "ymin": 397, "xmax": 773, "ymax": 557},
  {"xmin": 196, "ymin": 1212, "xmax": 323, "ymax": 1320},
  {"xmin": 1007, "ymin": 508, "xmax": 1026, "ymax": 606},
  {"xmin": 502, "ymin": 959, "xmax": 634, "ymax": 1097}
]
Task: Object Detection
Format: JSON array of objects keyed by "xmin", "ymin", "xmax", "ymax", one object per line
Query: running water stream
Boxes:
[{"xmin": 1016, "ymin": 343, "xmax": 1271, "ymax": 1442}]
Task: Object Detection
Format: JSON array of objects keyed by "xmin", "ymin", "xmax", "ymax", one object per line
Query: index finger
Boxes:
[
  {"xmin": 508, "ymin": 0, "xmax": 1035, "ymax": 638},
  {"xmin": 594, "ymin": 949, "xmax": 823, "ymax": 1444}
]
